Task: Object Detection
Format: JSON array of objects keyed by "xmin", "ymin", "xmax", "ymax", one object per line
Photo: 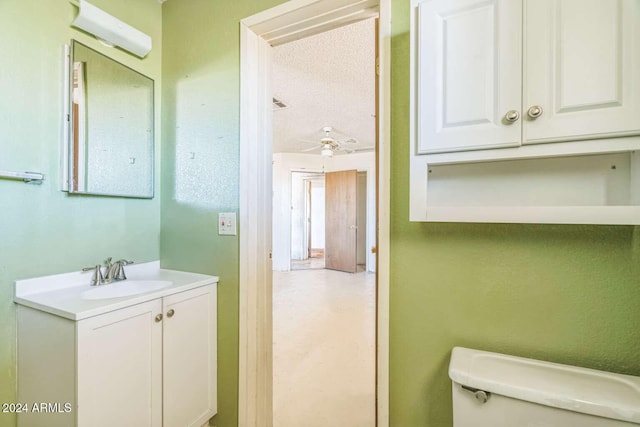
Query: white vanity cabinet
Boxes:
[
  {"xmin": 76, "ymin": 299, "xmax": 163, "ymax": 426},
  {"xmin": 17, "ymin": 278, "xmax": 217, "ymax": 427},
  {"xmin": 162, "ymin": 286, "xmax": 217, "ymax": 427},
  {"xmin": 414, "ymin": 0, "xmax": 640, "ymax": 154}
]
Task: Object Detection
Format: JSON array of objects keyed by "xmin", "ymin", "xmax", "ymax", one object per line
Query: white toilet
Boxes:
[{"xmin": 449, "ymin": 347, "xmax": 640, "ymax": 426}]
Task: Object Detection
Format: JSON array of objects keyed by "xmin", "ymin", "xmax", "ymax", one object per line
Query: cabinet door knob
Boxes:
[
  {"xmin": 527, "ymin": 105, "xmax": 543, "ymax": 119},
  {"xmin": 504, "ymin": 110, "xmax": 520, "ymax": 123},
  {"xmin": 167, "ymin": 309, "xmax": 175, "ymax": 318},
  {"xmin": 155, "ymin": 313, "xmax": 163, "ymax": 323}
]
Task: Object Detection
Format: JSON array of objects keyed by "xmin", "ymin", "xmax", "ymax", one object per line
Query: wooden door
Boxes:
[
  {"xmin": 76, "ymin": 299, "xmax": 163, "ymax": 427},
  {"xmin": 325, "ymin": 169, "xmax": 358, "ymax": 273},
  {"xmin": 163, "ymin": 285, "xmax": 217, "ymax": 427},
  {"xmin": 416, "ymin": 0, "xmax": 522, "ymax": 153},
  {"xmin": 524, "ymin": 0, "xmax": 640, "ymax": 143}
]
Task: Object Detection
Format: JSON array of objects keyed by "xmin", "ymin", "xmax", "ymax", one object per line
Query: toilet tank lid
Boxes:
[{"xmin": 449, "ymin": 347, "xmax": 640, "ymax": 424}]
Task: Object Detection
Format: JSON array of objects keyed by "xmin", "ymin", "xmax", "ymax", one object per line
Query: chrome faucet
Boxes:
[
  {"xmin": 105, "ymin": 258, "xmax": 134, "ymax": 282},
  {"xmin": 82, "ymin": 264, "xmax": 107, "ymax": 286},
  {"xmin": 82, "ymin": 258, "xmax": 133, "ymax": 286}
]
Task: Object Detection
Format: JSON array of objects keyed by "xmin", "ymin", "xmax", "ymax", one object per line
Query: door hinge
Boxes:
[{"xmin": 375, "ymin": 56, "xmax": 380, "ymax": 76}]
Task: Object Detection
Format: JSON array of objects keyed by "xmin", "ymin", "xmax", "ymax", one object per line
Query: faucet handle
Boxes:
[
  {"xmin": 82, "ymin": 265, "xmax": 105, "ymax": 286},
  {"xmin": 114, "ymin": 259, "xmax": 133, "ymax": 280}
]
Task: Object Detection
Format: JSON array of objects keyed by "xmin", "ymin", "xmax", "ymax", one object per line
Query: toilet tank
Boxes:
[{"xmin": 449, "ymin": 347, "xmax": 640, "ymax": 427}]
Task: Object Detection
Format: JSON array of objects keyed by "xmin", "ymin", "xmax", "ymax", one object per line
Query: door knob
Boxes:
[
  {"xmin": 504, "ymin": 110, "xmax": 520, "ymax": 123},
  {"xmin": 527, "ymin": 105, "xmax": 543, "ymax": 119},
  {"xmin": 167, "ymin": 309, "xmax": 175, "ymax": 318},
  {"xmin": 155, "ymin": 313, "xmax": 163, "ymax": 323}
]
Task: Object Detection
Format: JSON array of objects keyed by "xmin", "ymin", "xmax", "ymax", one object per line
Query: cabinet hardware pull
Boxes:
[
  {"xmin": 167, "ymin": 309, "xmax": 175, "ymax": 318},
  {"xmin": 527, "ymin": 105, "xmax": 543, "ymax": 119},
  {"xmin": 155, "ymin": 313, "xmax": 163, "ymax": 322},
  {"xmin": 504, "ymin": 110, "xmax": 520, "ymax": 123}
]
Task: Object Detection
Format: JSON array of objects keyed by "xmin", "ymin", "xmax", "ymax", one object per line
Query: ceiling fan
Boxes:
[{"xmin": 299, "ymin": 126, "xmax": 373, "ymax": 157}]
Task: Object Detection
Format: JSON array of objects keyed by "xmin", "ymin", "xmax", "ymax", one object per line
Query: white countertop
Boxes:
[{"xmin": 15, "ymin": 261, "xmax": 219, "ymax": 320}]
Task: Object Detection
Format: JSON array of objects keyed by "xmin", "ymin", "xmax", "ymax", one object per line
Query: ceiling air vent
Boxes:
[{"xmin": 272, "ymin": 97, "xmax": 289, "ymax": 111}]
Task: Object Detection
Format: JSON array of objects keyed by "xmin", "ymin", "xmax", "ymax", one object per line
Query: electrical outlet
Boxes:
[{"xmin": 218, "ymin": 212, "xmax": 237, "ymax": 235}]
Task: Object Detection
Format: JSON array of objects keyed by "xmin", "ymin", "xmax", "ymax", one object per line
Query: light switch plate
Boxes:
[{"xmin": 218, "ymin": 212, "xmax": 237, "ymax": 235}]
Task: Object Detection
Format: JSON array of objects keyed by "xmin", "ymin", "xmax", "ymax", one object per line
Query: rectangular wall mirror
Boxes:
[{"xmin": 66, "ymin": 40, "xmax": 154, "ymax": 198}]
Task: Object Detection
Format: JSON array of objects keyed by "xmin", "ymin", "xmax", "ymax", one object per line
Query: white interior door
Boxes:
[
  {"xmin": 290, "ymin": 172, "xmax": 307, "ymax": 261},
  {"xmin": 310, "ymin": 179, "xmax": 326, "ymax": 253}
]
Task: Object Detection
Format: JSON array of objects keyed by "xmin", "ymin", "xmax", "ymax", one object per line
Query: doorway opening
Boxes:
[
  {"xmin": 272, "ymin": 20, "xmax": 377, "ymax": 425},
  {"xmin": 238, "ymin": 0, "xmax": 391, "ymax": 425},
  {"xmin": 290, "ymin": 171, "xmax": 326, "ymax": 270},
  {"xmin": 289, "ymin": 170, "xmax": 369, "ymax": 273}
]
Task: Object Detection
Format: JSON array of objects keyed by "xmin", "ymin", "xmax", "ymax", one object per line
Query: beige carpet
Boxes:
[{"xmin": 273, "ymin": 269, "xmax": 376, "ymax": 427}]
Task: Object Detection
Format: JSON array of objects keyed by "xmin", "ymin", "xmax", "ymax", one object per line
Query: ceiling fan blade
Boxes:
[
  {"xmin": 338, "ymin": 146, "xmax": 375, "ymax": 154},
  {"xmin": 300, "ymin": 145, "xmax": 321, "ymax": 152}
]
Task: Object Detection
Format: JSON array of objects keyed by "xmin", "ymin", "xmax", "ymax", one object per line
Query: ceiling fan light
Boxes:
[{"xmin": 321, "ymin": 147, "xmax": 333, "ymax": 157}]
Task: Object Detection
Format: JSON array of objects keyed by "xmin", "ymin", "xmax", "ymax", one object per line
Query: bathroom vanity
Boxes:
[{"xmin": 14, "ymin": 261, "xmax": 218, "ymax": 427}]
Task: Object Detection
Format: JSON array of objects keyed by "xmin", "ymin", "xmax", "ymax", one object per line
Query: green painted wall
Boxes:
[
  {"xmin": 0, "ymin": 1, "xmax": 162, "ymax": 426},
  {"xmin": 160, "ymin": 0, "xmax": 283, "ymax": 425},
  {"xmin": 389, "ymin": 1, "xmax": 640, "ymax": 426}
]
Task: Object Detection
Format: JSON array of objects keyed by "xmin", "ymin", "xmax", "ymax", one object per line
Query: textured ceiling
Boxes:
[{"xmin": 272, "ymin": 18, "xmax": 376, "ymax": 155}]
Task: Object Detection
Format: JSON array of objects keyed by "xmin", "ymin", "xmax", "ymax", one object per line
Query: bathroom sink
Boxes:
[{"xmin": 81, "ymin": 280, "xmax": 173, "ymax": 300}]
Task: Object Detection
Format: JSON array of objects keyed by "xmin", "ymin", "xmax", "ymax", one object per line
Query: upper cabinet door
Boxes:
[
  {"xmin": 524, "ymin": 0, "xmax": 640, "ymax": 143},
  {"xmin": 416, "ymin": 0, "xmax": 523, "ymax": 153}
]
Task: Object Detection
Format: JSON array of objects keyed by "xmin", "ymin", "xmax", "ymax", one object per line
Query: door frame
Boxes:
[{"xmin": 239, "ymin": 0, "xmax": 391, "ymax": 425}]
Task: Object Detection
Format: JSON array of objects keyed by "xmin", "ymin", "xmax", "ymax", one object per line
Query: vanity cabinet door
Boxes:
[
  {"xmin": 162, "ymin": 285, "xmax": 217, "ymax": 427},
  {"xmin": 415, "ymin": 0, "xmax": 523, "ymax": 153},
  {"xmin": 76, "ymin": 299, "xmax": 163, "ymax": 427},
  {"xmin": 524, "ymin": 0, "xmax": 640, "ymax": 143}
]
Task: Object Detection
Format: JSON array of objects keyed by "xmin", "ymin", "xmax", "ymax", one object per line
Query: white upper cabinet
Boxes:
[
  {"xmin": 524, "ymin": 0, "xmax": 640, "ymax": 143},
  {"xmin": 410, "ymin": 0, "xmax": 640, "ymax": 224},
  {"xmin": 416, "ymin": 0, "xmax": 522, "ymax": 153},
  {"xmin": 414, "ymin": 0, "xmax": 640, "ymax": 154}
]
